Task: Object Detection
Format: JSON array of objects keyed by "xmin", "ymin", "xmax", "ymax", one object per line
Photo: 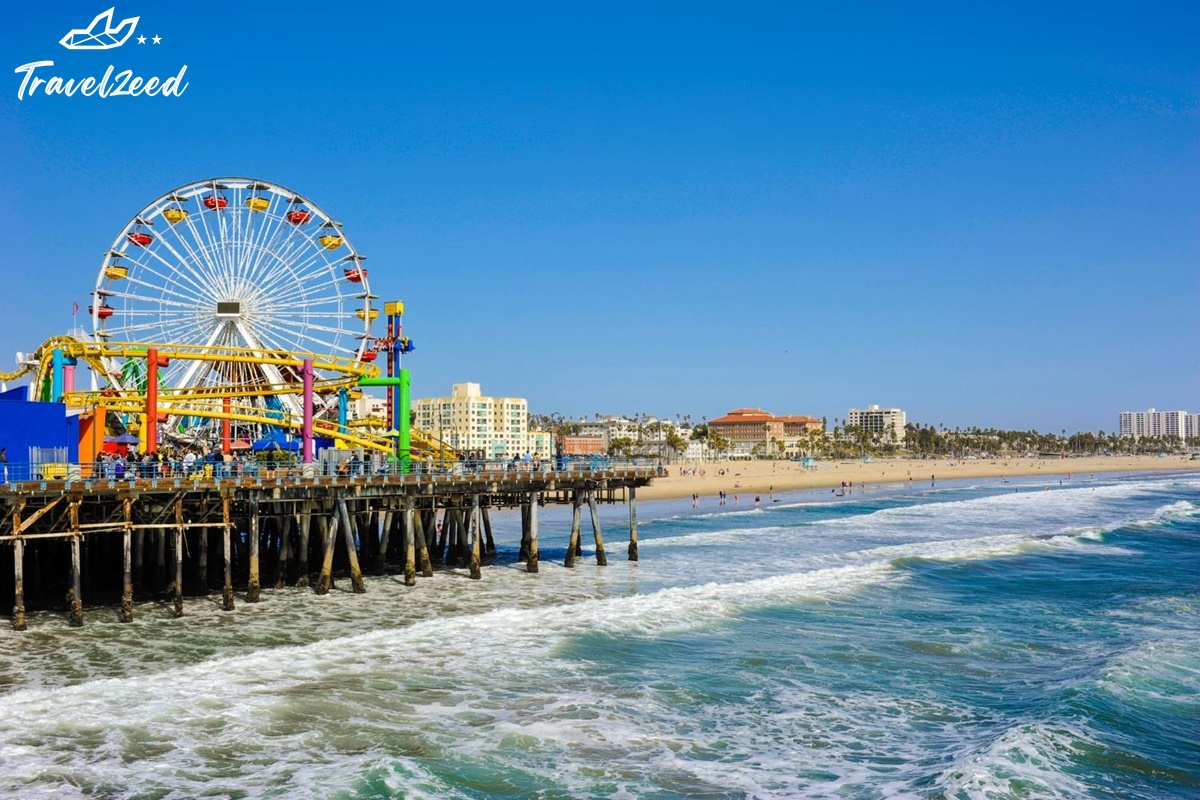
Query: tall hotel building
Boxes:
[
  {"xmin": 847, "ymin": 405, "xmax": 907, "ymax": 444},
  {"xmin": 414, "ymin": 383, "xmax": 538, "ymax": 458},
  {"xmin": 1117, "ymin": 409, "xmax": 1197, "ymax": 440}
]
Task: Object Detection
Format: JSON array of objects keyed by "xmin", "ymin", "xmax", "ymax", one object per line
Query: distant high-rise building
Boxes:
[
  {"xmin": 1118, "ymin": 408, "xmax": 1191, "ymax": 440},
  {"xmin": 848, "ymin": 405, "xmax": 907, "ymax": 444}
]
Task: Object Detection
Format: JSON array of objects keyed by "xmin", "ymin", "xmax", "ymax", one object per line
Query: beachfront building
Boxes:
[
  {"xmin": 1118, "ymin": 409, "xmax": 1191, "ymax": 441},
  {"xmin": 566, "ymin": 414, "xmax": 692, "ymax": 458},
  {"xmin": 413, "ymin": 383, "xmax": 534, "ymax": 460},
  {"xmin": 708, "ymin": 408, "xmax": 823, "ymax": 457},
  {"xmin": 848, "ymin": 405, "xmax": 907, "ymax": 444}
]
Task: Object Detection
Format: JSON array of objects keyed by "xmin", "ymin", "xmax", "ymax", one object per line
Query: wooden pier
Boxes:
[{"xmin": 0, "ymin": 466, "xmax": 656, "ymax": 630}]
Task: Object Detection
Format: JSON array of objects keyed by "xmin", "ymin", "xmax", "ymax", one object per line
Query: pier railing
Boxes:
[{"xmin": 1, "ymin": 457, "xmax": 663, "ymax": 490}]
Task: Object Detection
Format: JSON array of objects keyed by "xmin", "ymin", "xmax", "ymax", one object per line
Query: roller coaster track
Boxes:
[{"xmin": 9, "ymin": 336, "xmax": 456, "ymax": 458}]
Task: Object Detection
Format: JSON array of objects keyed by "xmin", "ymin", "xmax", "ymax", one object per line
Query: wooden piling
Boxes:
[
  {"xmin": 154, "ymin": 529, "xmax": 167, "ymax": 593},
  {"xmin": 481, "ymin": 506, "xmax": 496, "ymax": 555},
  {"xmin": 173, "ymin": 497, "xmax": 184, "ymax": 617},
  {"xmin": 434, "ymin": 508, "xmax": 449, "ymax": 565},
  {"xmin": 455, "ymin": 505, "xmax": 468, "ymax": 566},
  {"xmin": 414, "ymin": 505, "xmax": 433, "ymax": 577},
  {"xmin": 133, "ymin": 528, "xmax": 144, "ymax": 591},
  {"xmin": 68, "ymin": 498, "xmax": 83, "ymax": 626},
  {"xmin": 527, "ymin": 491, "xmax": 540, "ymax": 573},
  {"xmin": 373, "ymin": 509, "xmax": 388, "ymax": 574},
  {"xmin": 565, "ymin": 491, "xmax": 582, "ymax": 568},
  {"xmin": 588, "ymin": 491, "xmax": 608, "ymax": 566},
  {"xmin": 518, "ymin": 502, "xmax": 530, "ymax": 563},
  {"xmin": 12, "ymin": 506, "xmax": 25, "ymax": 633},
  {"xmin": 316, "ymin": 507, "xmax": 337, "ymax": 595},
  {"xmin": 12, "ymin": 537, "xmax": 26, "ymax": 631},
  {"xmin": 296, "ymin": 505, "xmax": 311, "ymax": 588},
  {"xmin": 221, "ymin": 494, "xmax": 235, "ymax": 611},
  {"xmin": 468, "ymin": 494, "xmax": 482, "ymax": 580},
  {"xmin": 12, "ymin": 499, "xmax": 26, "ymax": 631},
  {"xmin": 69, "ymin": 535, "xmax": 84, "ymax": 626},
  {"xmin": 275, "ymin": 513, "xmax": 290, "ymax": 589},
  {"xmin": 121, "ymin": 496, "xmax": 134, "ymax": 621},
  {"xmin": 197, "ymin": 515, "xmax": 209, "ymax": 595},
  {"xmin": 403, "ymin": 501, "xmax": 417, "ymax": 586},
  {"xmin": 247, "ymin": 497, "xmax": 261, "ymax": 602},
  {"xmin": 337, "ymin": 497, "xmax": 366, "ymax": 593},
  {"xmin": 628, "ymin": 486, "xmax": 639, "ymax": 562}
]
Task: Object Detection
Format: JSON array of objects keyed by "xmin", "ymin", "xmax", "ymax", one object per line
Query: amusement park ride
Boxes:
[{"xmin": 0, "ymin": 177, "xmax": 453, "ymax": 468}]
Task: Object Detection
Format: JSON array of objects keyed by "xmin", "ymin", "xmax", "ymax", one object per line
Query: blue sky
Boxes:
[{"xmin": 2, "ymin": 1, "xmax": 1196, "ymax": 432}]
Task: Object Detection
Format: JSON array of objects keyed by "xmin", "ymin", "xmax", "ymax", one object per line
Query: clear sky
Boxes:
[{"xmin": 2, "ymin": 1, "xmax": 1197, "ymax": 433}]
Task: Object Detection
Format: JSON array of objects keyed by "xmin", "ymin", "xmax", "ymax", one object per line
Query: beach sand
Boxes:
[{"xmin": 638, "ymin": 455, "xmax": 1200, "ymax": 502}]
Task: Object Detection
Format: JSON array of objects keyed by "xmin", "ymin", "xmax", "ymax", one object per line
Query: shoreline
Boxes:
[{"xmin": 636, "ymin": 455, "xmax": 1200, "ymax": 502}]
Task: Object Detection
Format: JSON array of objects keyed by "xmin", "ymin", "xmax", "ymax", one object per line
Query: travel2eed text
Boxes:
[{"xmin": 14, "ymin": 61, "xmax": 188, "ymax": 99}]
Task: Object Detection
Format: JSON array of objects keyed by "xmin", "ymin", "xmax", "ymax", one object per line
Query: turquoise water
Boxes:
[{"xmin": 1, "ymin": 472, "xmax": 1198, "ymax": 798}]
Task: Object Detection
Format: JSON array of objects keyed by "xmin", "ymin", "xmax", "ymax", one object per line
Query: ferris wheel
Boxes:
[{"xmin": 89, "ymin": 177, "xmax": 376, "ymax": 439}]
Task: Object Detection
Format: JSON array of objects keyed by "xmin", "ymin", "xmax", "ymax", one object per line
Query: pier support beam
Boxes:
[
  {"xmin": 68, "ymin": 499, "xmax": 84, "ymax": 626},
  {"xmin": 12, "ymin": 501, "xmax": 26, "ymax": 631},
  {"xmin": 247, "ymin": 498, "xmax": 261, "ymax": 602},
  {"xmin": 587, "ymin": 491, "xmax": 607, "ymax": 566},
  {"xmin": 69, "ymin": 537, "xmax": 84, "ymax": 627},
  {"xmin": 414, "ymin": 506, "xmax": 433, "ymax": 577},
  {"xmin": 13, "ymin": 537, "xmax": 26, "ymax": 631},
  {"xmin": 316, "ymin": 508, "xmax": 337, "ymax": 595},
  {"xmin": 527, "ymin": 491, "xmax": 539, "ymax": 574},
  {"xmin": 197, "ymin": 516, "xmax": 209, "ymax": 595},
  {"xmin": 338, "ymin": 498, "xmax": 366, "ymax": 593},
  {"xmin": 121, "ymin": 497, "xmax": 134, "ymax": 622},
  {"xmin": 173, "ymin": 497, "xmax": 184, "ymax": 617},
  {"xmin": 565, "ymin": 491, "xmax": 582, "ymax": 569},
  {"xmin": 275, "ymin": 513, "xmax": 290, "ymax": 589},
  {"xmin": 628, "ymin": 486, "xmax": 639, "ymax": 562},
  {"xmin": 296, "ymin": 506, "xmax": 311, "ymax": 588},
  {"xmin": 221, "ymin": 495, "xmax": 235, "ymax": 611},
  {"xmin": 518, "ymin": 503, "xmax": 530, "ymax": 564},
  {"xmin": 481, "ymin": 506, "xmax": 496, "ymax": 556},
  {"xmin": 403, "ymin": 501, "xmax": 417, "ymax": 586},
  {"xmin": 468, "ymin": 495, "xmax": 482, "ymax": 580},
  {"xmin": 376, "ymin": 509, "xmax": 392, "ymax": 575}
]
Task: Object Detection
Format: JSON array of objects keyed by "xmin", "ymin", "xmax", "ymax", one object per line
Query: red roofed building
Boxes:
[{"xmin": 709, "ymin": 408, "xmax": 823, "ymax": 453}]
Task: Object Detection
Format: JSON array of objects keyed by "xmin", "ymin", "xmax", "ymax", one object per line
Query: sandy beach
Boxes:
[{"xmin": 639, "ymin": 455, "xmax": 1200, "ymax": 502}]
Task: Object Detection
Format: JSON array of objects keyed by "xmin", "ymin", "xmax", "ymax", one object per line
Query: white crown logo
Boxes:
[{"xmin": 60, "ymin": 7, "xmax": 140, "ymax": 50}]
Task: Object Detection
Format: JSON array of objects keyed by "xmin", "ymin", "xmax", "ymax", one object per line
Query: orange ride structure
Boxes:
[{"xmin": 1, "ymin": 177, "xmax": 451, "ymax": 469}]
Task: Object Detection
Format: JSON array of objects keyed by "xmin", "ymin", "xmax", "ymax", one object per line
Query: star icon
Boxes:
[
  {"xmin": 137, "ymin": 35, "xmax": 146, "ymax": 44},
  {"xmin": 152, "ymin": 35, "xmax": 162, "ymax": 44}
]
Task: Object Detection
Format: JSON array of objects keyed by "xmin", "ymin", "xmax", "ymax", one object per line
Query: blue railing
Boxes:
[{"xmin": 0, "ymin": 458, "xmax": 664, "ymax": 487}]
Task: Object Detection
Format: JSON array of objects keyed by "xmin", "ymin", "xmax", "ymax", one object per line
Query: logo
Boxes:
[
  {"xmin": 14, "ymin": 7, "xmax": 187, "ymax": 100},
  {"xmin": 60, "ymin": 7, "xmax": 139, "ymax": 50}
]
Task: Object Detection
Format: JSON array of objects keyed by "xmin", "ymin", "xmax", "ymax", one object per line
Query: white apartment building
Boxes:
[
  {"xmin": 848, "ymin": 405, "xmax": 907, "ymax": 444},
  {"xmin": 413, "ymin": 383, "xmax": 533, "ymax": 459},
  {"xmin": 348, "ymin": 394, "xmax": 389, "ymax": 421},
  {"xmin": 1118, "ymin": 409, "xmax": 1192, "ymax": 440}
]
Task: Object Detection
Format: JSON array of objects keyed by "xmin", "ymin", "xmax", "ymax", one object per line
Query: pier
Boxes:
[{"xmin": 1, "ymin": 462, "xmax": 656, "ymax": 630}]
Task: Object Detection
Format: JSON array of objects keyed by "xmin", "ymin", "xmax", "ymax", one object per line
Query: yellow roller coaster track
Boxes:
[{"xmin": 6, "ymin": 336, "xmax": 456, "ymax": 458}]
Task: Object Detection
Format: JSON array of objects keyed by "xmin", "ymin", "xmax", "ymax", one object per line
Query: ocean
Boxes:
[{"xmin": 1, "ymin": 471, "xmax": 1198, "ymax": 799}]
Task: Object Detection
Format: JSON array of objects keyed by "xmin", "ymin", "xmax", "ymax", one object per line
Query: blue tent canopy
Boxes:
[{"xmin": 251, "ymin": 438, "xmax": 300, "ymax": 452}]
